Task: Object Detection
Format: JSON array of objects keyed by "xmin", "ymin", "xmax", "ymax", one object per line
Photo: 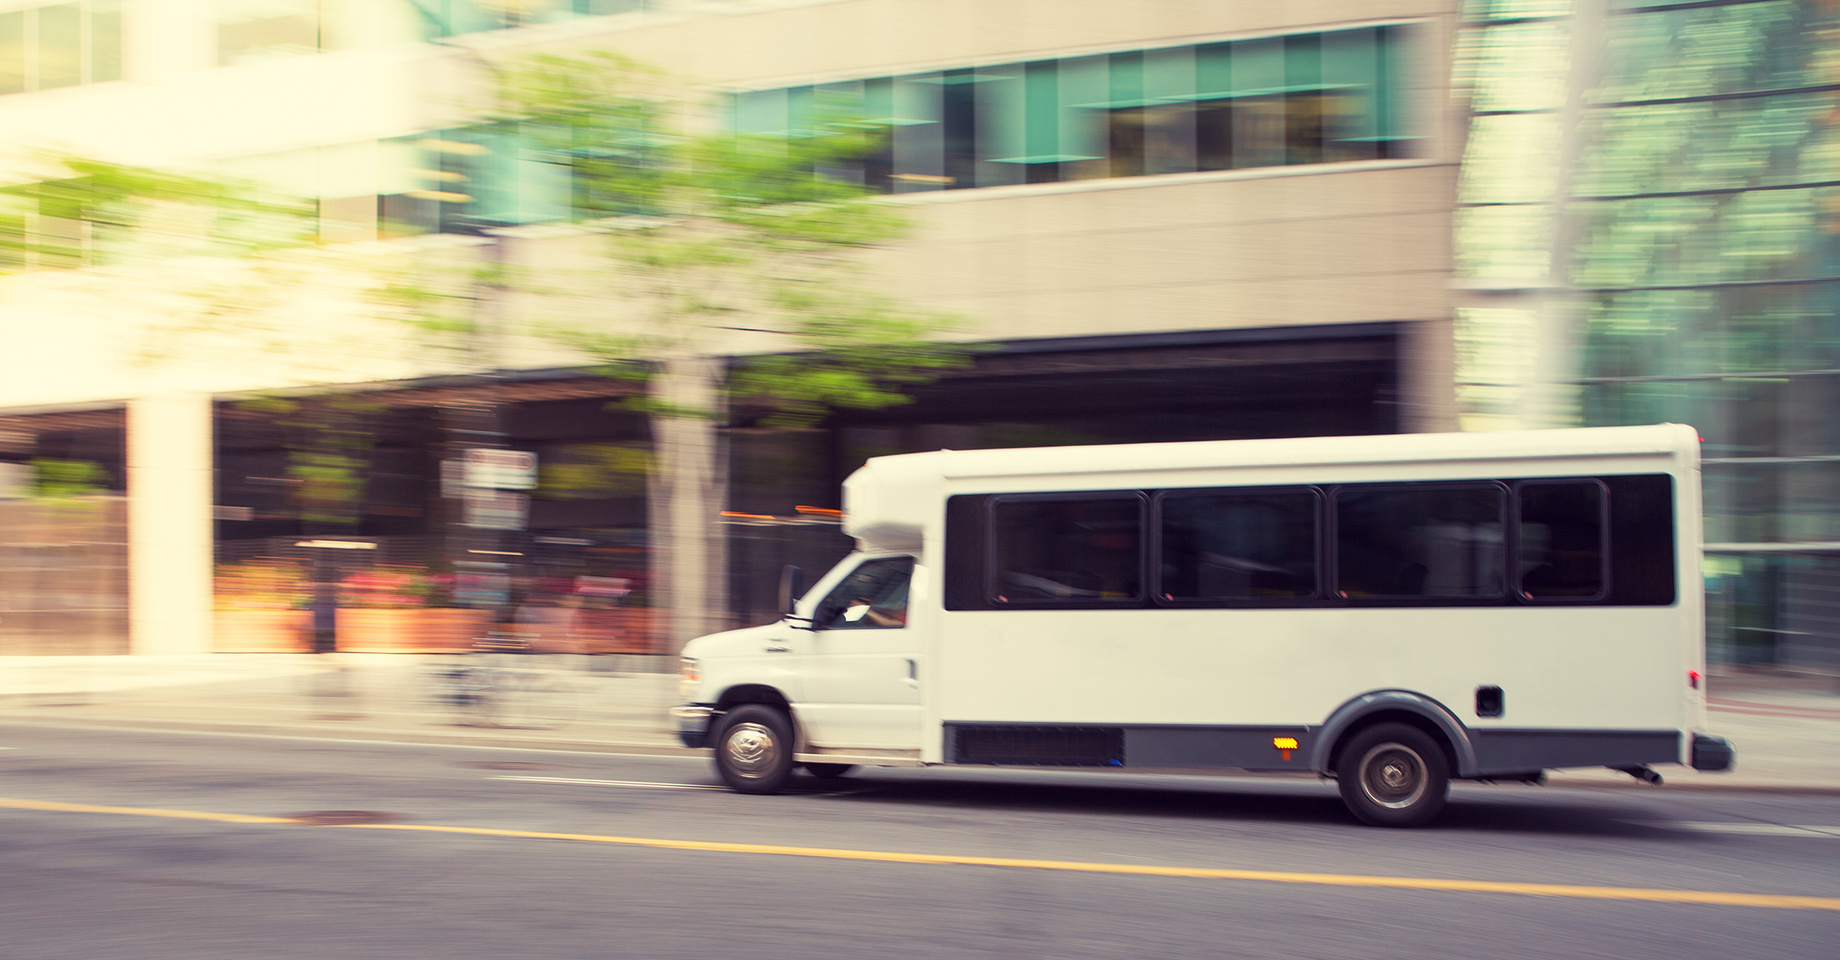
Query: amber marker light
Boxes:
[{"xmin": 1273, "ymin": 737, "xmax": 1299, "ymax": 761}]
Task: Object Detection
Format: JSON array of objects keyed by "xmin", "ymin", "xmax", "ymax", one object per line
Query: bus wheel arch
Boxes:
[
  {"xmin": 1314, "ymin": 691, "xmax": 1475, "ymax": 780},
  {"xmin": 713, "ymin": 683, "xmax": 794, "ymax": 717}
]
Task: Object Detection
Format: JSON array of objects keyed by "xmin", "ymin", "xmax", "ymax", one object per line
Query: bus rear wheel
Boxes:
[
  {"xmin": 714, "ymin": 704, "xmax": 795, "ymax": 794},
  {"xmin": 1336, "ymin": 723, "xmax": 1450, "ymax": 827}
]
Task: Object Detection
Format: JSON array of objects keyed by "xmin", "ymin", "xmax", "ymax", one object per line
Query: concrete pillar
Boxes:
[
  {"xmin": 128, "ymin": 394, "xmax": 214, "ymax": 655},
  {"xmin": 649, "ymin": 357, "xmax": 729, "ymax": 657},
  {"xmin": 1401, "ymin": 316, "xmax": 1459, "ymax": 433}
]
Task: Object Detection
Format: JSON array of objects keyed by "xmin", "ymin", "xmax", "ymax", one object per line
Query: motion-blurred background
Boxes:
[{"xmin": 0, "ymin": 0, "xmax": 1835, "ymax": 679}]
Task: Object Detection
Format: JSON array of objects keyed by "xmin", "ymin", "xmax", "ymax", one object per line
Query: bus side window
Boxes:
[
  {"xmin": 1159, "ymin": 488, "xmax": 1320, "ymax": 600},
  {"xmin": 1604, "ymin": 474, "xmax": 1676, "ymax": 605},
  {"xmin": 990, "ymin": 495, "xmax": 1144, "ymax": 604},
  {"xmin": 1334, "ymin": 484, "xmax": 1506, "ymax": 599},
  {"xmin": 1516, "ymin": 480, "xmax": 1608, "ymax": 600}
]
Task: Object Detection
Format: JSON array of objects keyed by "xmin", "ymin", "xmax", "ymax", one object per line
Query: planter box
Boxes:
[
  {"xmin": 573, "ymin": 608, "xmax": 661, "ymax": 655},
  {"xmin": 337, "ymin": 608, "xmax": 493, "ymax": 654},
  {"xmin": 215, "ymin": 609, "xmax": 311, "ymax": 653},
  {"xmin": 212, "ymin": 607, "xmax": 652, "ymax": 655}
]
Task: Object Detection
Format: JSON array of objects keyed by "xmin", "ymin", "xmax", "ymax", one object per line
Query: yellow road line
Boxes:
[
  {"xmin": 5, "ymin": 796, "xmax": 1838, "ymax": 911},
  {"xmin": 0, "ymin": 797, "xmax": 297, "ymax": 824}
]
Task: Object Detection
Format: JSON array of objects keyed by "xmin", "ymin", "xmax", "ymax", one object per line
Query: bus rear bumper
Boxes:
[{"xmin": 1690, "ymin": 733, "xmax": 1735, "ymax": 772}]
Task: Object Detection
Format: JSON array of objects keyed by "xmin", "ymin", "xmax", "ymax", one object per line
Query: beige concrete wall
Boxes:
[
  {"xmin": 875, "ymin": 163, "xmax": 1453, "ymax": 342},
  {"xmin": 598, "ymin": 0, "xmax": 1465, "ymax": 429},
  {"xmin": 594, "ymin": 0, "xmax": 1457, "ymax": 97}
]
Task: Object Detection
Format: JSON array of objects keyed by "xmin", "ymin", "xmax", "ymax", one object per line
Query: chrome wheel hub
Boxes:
[
  {"xmin": 723, "ymin": 722, "xmax": 779, "ymax": 778},
  {"xmin": 1359, "ymin": 743, "xmax": 1427, "ymax": 810}
]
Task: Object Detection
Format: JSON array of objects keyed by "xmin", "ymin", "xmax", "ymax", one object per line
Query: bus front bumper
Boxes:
[{"xmin": 671, "ymin": 705, "xmax": 715, "ymax": 749}]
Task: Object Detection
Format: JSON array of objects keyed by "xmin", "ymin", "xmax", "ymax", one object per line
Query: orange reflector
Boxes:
[{"xmin": 1272, "ymin": 737, "xmax": 1299, "ymax": 751}]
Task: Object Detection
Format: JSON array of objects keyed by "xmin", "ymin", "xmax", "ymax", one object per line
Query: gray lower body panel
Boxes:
[
  {"xmin": 1469, "ymin": 729, "xmax": 1679, "ymax": 776},
  {"xmin": 944, "ymin": 722, "xmax": 1684, "ymax": 776},
  {"xmin": 945, "ymin": 723, "xmax": 1311, "ymax": 772},
  {"xmin": 1124, "ymin": 726, "xmax": 1314, "ymax": 772}
]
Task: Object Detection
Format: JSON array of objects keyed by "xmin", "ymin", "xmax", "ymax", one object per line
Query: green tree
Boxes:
[
  {"xmin": 1, "ymin": 156, "xmax": 391, "ymax": 535},
  {"xmin": 463, "ymin": 51, "xmax": 969, "ymax": 646},
  {"xmin": 238, "ymin": 394, "xmax": 383, "ymax": 530},
  {"xmin": 487, "ymin": 51, "xmax": 966, "ymax": 427},
  {"xmin": 0, "ymin": 153, "xmax": 312, "ymax": 272}
]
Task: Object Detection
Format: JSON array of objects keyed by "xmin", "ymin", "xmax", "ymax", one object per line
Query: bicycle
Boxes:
[{"xmin": 426, "ymin": 632, "xmax": 579, "ymax": 729}]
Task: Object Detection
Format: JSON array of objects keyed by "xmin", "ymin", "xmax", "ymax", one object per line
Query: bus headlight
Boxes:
[{"xmin": 678, "ymin": 656, "xmax": 700, "ymax": 701}]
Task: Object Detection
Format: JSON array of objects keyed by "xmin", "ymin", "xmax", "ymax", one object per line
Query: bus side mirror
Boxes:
[{"xmin": 778, "ymin": 565, "xmax": 805, "ymax": 618}]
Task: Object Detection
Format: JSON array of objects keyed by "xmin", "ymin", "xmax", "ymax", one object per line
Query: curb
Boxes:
[
  {"xmin": 0, "ymin": 714, "xmax": 698, "ymax": 758},
  {"xmin": 1540, "ymin": 776, "xmax": 1840, "ymax": 797}
]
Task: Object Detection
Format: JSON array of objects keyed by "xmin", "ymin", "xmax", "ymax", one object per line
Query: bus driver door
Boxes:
[{"xmin": 795, "ymin": 556, "xmax": 922, "ymax": 750}]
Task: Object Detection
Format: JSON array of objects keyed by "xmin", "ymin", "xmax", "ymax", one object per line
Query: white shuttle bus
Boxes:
[{"xmin": 673, "ymin": 425, "xmax": 1734, "ymax": 826}]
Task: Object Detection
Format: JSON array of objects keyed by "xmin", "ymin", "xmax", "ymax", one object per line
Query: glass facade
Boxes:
[
  {"xmin": 0, "ymin": 1, "xmax": 120, "ymax": 96},
  {"xmin": 1456, "ymin": 0, "xmax": 1840, "ymax": 670},
  {"xmin": 214, "ymin": 1, "xmax": 650, "ymax": 67},
  {"xmin": 239, "ymin": 26, "xmax": 1417, "ymax": 242},
  {"xmin": 730, "ymin": 26, "xmax": 1415, "ymax": 193},
  {"xmin": 409, "ymin": 0, "xmax": 647, "ymax": 39},
  {"xmin": 380, "ymin": 126, "xmax": 574, "ymax": 237}
]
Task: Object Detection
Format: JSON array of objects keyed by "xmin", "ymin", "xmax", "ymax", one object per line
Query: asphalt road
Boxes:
[{"xmin": 1, "ymin": 724, "xmax": 1836, "ymax": 960}]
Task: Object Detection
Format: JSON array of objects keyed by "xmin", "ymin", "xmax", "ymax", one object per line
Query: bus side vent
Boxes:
[{"xmin": 952, "ymin": 725, "xmax": 1125, "ymax": 766}]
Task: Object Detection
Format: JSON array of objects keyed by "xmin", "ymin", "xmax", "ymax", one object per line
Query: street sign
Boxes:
[
  {"xmin": 463, "ymin": 449, "xmax": 537, "ymax": 490},
  {"xmin": 463, "ymin": 490, "xmax": 529, "ymax": 530}
]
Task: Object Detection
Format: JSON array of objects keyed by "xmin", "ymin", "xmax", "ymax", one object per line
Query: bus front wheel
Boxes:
[
  {"xmin": 714, "ymin": 704, "xmax": 795, "ymax": 794},
  {"xmin": 1336, "ymin": 723, "xmax": 1450, "ymax": 827}
]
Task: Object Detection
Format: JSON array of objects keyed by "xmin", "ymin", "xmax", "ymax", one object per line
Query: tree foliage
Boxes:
[
  {"xmin": 239, "ymin": 394, "xmax": 383, "ymax": 529},
  {"xmin": 490, "ymin": 51, "xmax": 967, "ymax": 427},
  {"xmin": 0, "ymin": 154, "xmax": 314, "ymax": 272}
]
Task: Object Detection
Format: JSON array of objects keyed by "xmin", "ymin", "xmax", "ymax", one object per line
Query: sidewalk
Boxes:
[
  {"xmin": 0, "ymin": 654, "xmax": 685, "ymax": 754},
  {"xmin": 1548, "ymin": 671, "xmax": 1840, "ymax": 793},
  {"xmin": 1, "ymin": 655, "xmax": 1836, "ymax": 793}
]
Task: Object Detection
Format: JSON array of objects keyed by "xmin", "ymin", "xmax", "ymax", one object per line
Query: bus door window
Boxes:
[{"xmin": 816, "ymin": 557, "xmax": 913, "ymax": 629}]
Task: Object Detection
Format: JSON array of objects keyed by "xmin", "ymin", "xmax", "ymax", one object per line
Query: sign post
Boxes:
[
  {"xmin": 463, "ymin": 449, "xmax": 537, "ymax": 492},
  {"xmin": 459, "ymin": 450, "xmax": 537, "ymax": 531}
]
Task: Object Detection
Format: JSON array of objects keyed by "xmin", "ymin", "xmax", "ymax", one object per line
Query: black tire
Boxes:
[
  {"xmin": 1336, "ymin": 722, "xmax": 1451, "ymax": 827},
  {"xmin": 713, "ymin": 704, "xmax": 796, "ymax": 794},
  {"xmin": 802, "ymin": 763, "xmax": 857, "ymax": 779}
]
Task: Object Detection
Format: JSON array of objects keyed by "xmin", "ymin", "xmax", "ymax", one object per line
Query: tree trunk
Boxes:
[{"xmin": 649, "ymin": 356, "xmax": 730, "ymax": 657}]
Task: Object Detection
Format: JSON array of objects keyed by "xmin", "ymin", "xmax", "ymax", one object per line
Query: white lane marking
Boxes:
[
  {"xmin": 1665, "ymin": 822, "xmax": 1840, "ymax": 838},
  {"xmin": 491, "ymin": 775, "xmax": 723, "ymax": 791}
]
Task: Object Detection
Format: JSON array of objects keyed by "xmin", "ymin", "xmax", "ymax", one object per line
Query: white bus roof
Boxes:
[{"xmin": 841, "ymin": 424, "xmax": 1698, "ymax": 550}]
